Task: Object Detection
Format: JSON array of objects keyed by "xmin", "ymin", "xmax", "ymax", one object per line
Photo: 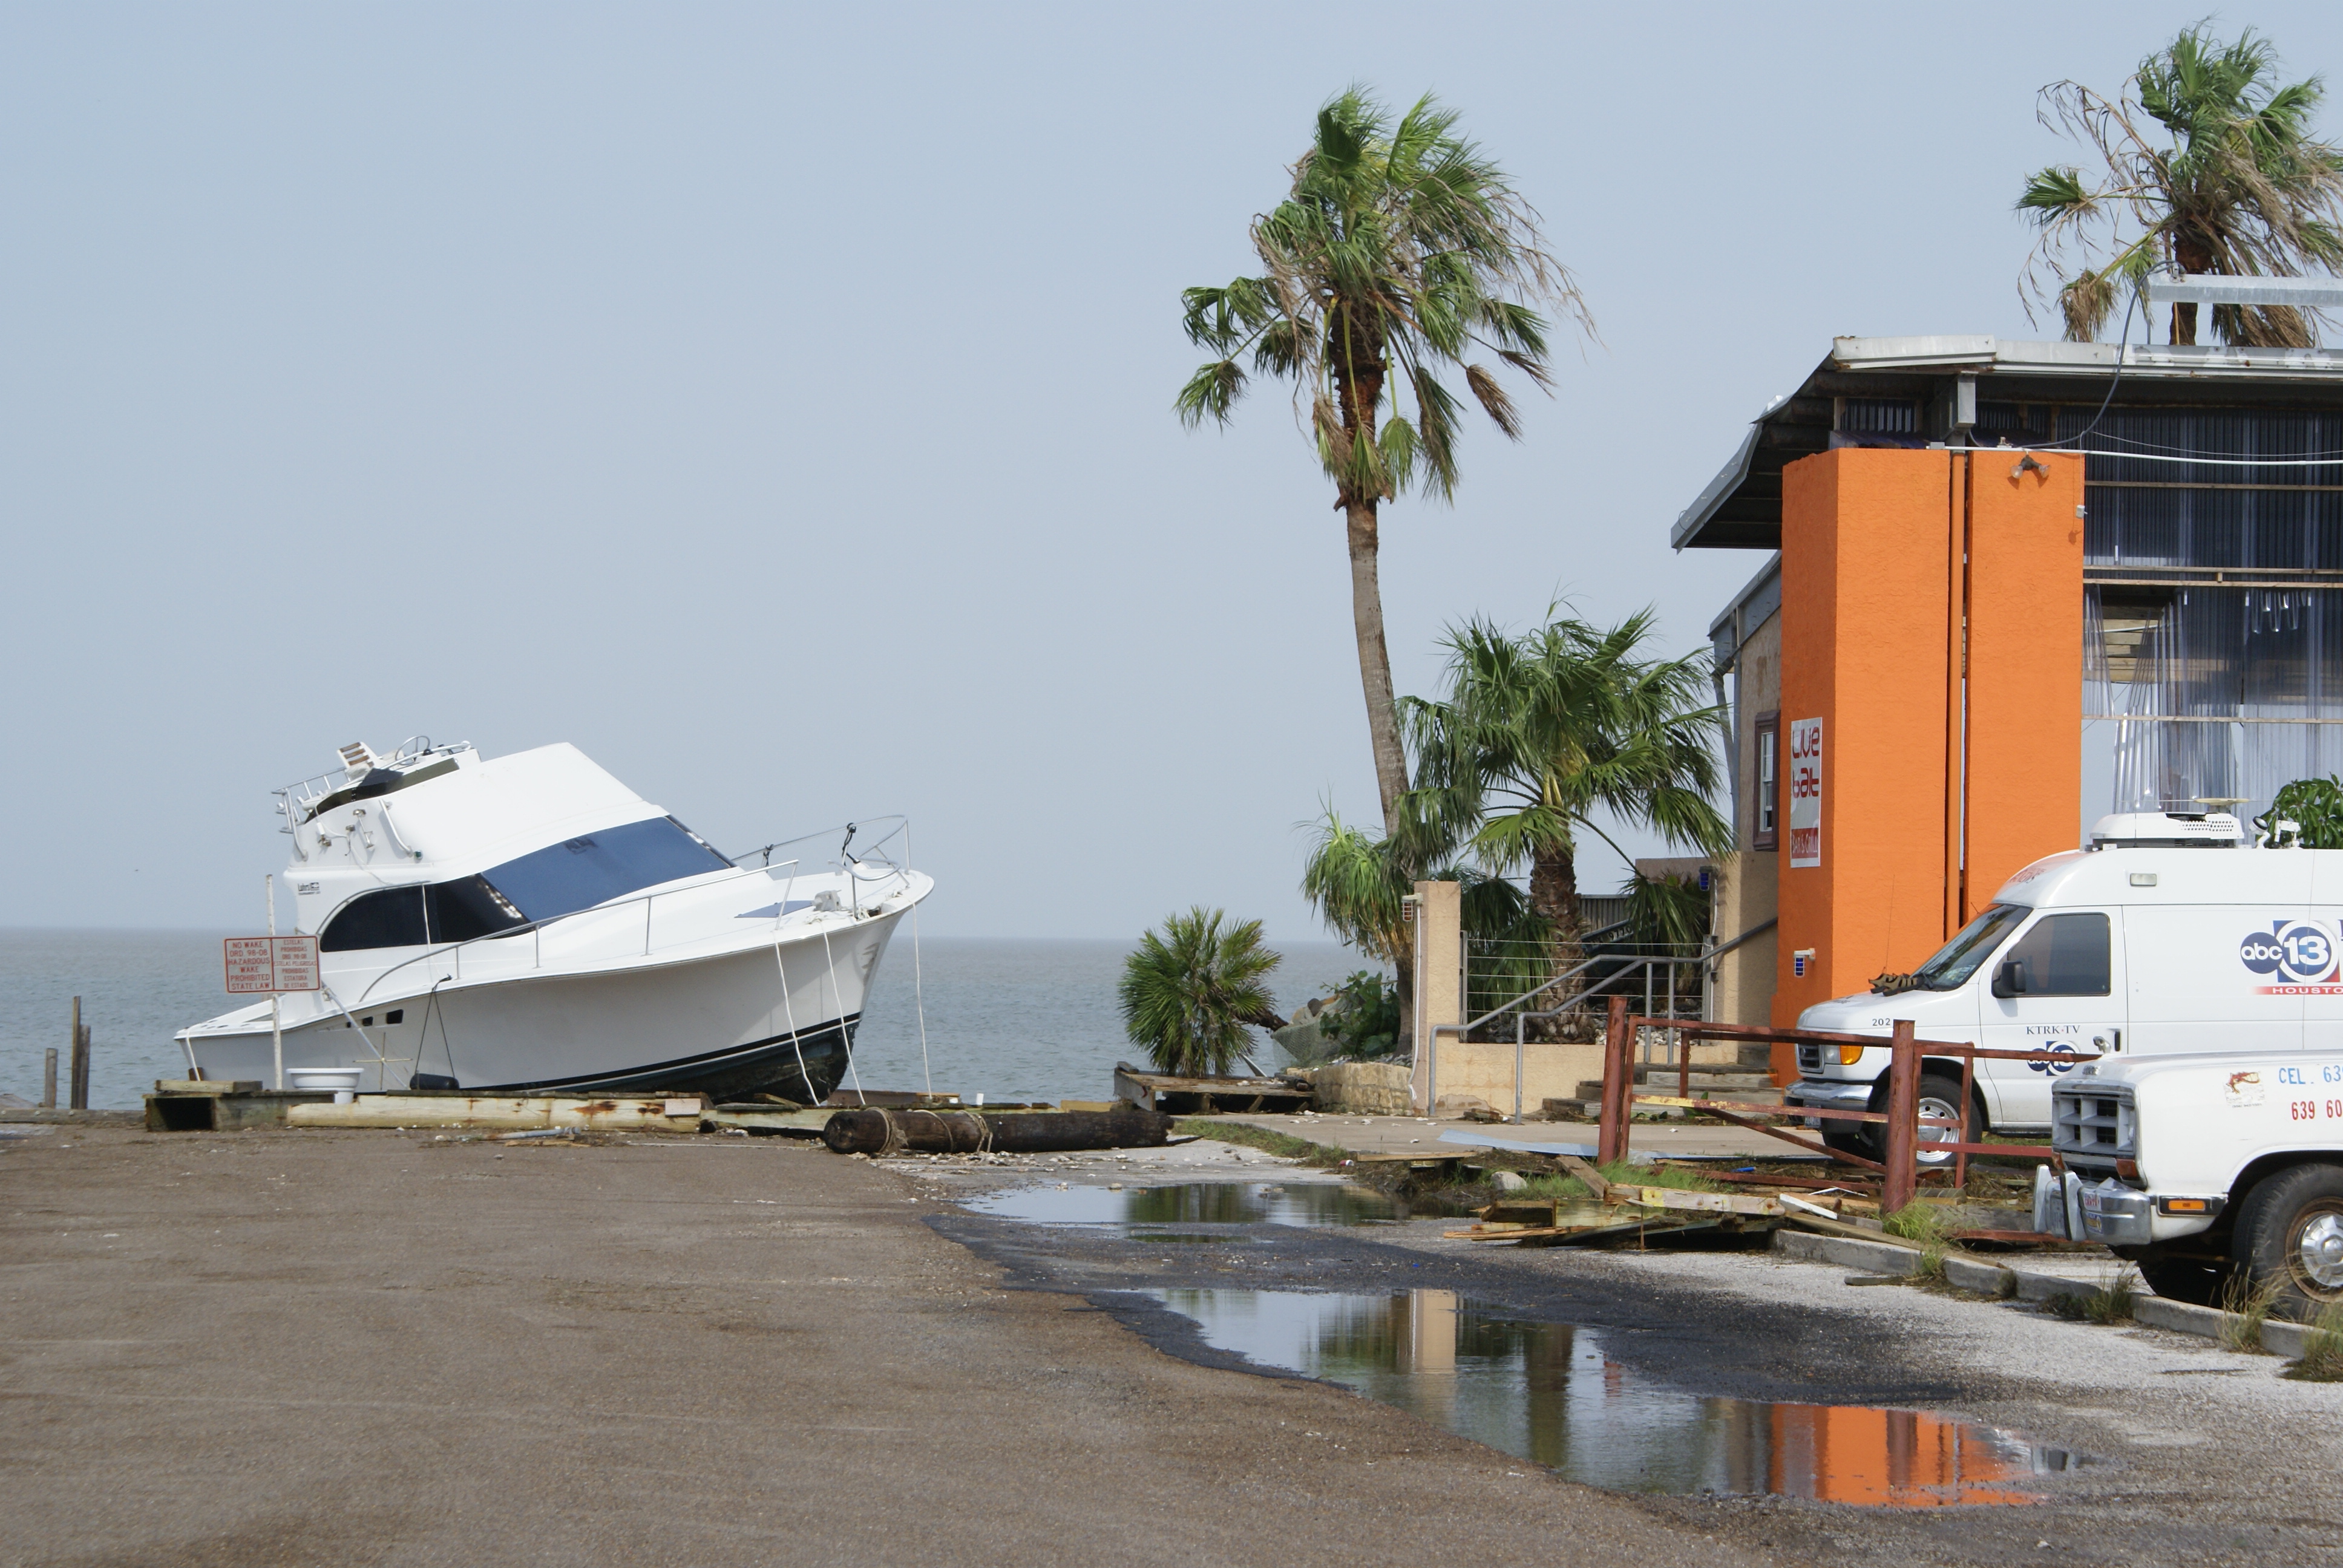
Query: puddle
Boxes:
[
  {"xmin": 965, "ymin": 1181, "xmax": 1406, "ymax": 1229},
  {"xmin": 1152, "ymin": 1289, "xmax": 2082, "ymax": 1506}
]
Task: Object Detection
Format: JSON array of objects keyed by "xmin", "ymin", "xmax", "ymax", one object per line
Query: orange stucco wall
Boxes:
[
  {"xmin": 1772, "ymin": 451, "xmax": 1954, "ymax": 1051},
  {"xmin": 1962, "ymin": 452, "xmax": 2086, "ymax": 916},
  {"xmin": 1765, "ymin": 446, "xmax": 2086, "ymax": 1079}
]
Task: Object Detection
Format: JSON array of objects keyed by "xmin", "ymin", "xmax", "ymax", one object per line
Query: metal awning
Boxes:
[{"xmin": 1671, "ymin": 334, "xmax": 2343, "ymax": 552}]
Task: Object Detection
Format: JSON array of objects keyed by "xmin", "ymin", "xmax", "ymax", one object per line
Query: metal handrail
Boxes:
[
  {"xmin": 1427, "ymin": 953, "xmax": 1700, "ymax": 1123},
  {"xmin": 1456, "ymin": 942, "xmax": 1705, "ymax": 1035}
]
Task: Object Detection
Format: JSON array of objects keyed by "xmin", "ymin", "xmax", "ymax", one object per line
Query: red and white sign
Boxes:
[
  {"xmin": 1788, "ymin": 717, "xmax": 1823, "ymax": 869},
  {"xmin": 223, "ymin": 935, "xmax": 323, "ymax": 995}
]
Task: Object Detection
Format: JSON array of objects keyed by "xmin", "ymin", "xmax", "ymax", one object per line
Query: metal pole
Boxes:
[
  {"xmin": 1514, "ymin": 1011, "xmax": 1525, "ymax": 1125},
  {"xmin": 268, "ymin": 874, "xmax": 283, "ymax": 1093},
  {"xmin": 1884, "ymin": 1021, "xmax": 1919, "ymax": 1214},
  {"xmin": 1956, "ymin": 1047, "xmax": 1977, "ymax": 1191},
  {"xmin": 1599, "ymin": 995, "xmax": 1631, "ymax": 1165}
]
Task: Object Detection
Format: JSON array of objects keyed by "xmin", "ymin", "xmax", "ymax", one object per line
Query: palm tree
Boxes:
[
  {"xmin": 1405, "ymin": 611, "xmax": 1731, "ymax": 981},
  {"xmin": 2019, "ymin": 25, "xmax": 2343, "ymax": 345},
  {"xmin": 1176, "ymin": 88, "xmax": 1590, "ymax": 833},
  {"xmin": 1118, "ymin": 907, "xmax": 1284, "ymax": 1077}
]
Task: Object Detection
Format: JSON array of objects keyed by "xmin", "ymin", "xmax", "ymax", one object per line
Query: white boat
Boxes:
[{"xmin": 177, "ymin": 737, "xmax": 932, "ymax": 1102}]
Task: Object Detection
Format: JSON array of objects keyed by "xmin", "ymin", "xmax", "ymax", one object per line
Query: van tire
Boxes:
[
  {"xmin": 2132, "ymin": 1252, "xmax": 2236, "ymax": 1308},
  {"xmin": 1821, "ymin": 1124, "xmax": 1870, "ymax": 1157},
  {"xmin": 2233, "ymin": 1161, "xmax": 2343, "ymax": 1322}
]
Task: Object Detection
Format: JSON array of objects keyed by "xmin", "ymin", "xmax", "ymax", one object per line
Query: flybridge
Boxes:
[{"xmin": 275, "ymin": 737, "xmax": 474, "ymax": 831}]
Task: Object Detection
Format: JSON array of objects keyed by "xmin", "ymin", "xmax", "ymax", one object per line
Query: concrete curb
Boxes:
[{"xmin": 1769, "ymin": 1227, "xmax": 2323, "ymax": 1359}]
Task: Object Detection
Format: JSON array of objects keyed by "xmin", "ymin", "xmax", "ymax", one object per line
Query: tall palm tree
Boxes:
[
  {"xmin": 1177, "ymin": 88, "xmax": 1590, "ymax": 833},
  {"xmin": 1405, "ymin": 612, "xmax": 1731, "ymax": 973},
  {"xmin": 1118, "ymin": 907, "xmax": 1284, "ymax": 1078},
  {"xmin": 2019, "ymin": 25, "xmax": 2343, "ymax": 345}
]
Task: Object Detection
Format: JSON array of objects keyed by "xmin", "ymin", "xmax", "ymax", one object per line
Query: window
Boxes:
[
  {"xmin": 1997, "ymin": 912, "xmax": 2112, "ymax": 997},
  {"xmin": 426, "ymin": 876, "xmax": 528, "ymax": 943},
  {"xmin": 316, "ymin": 818, "xmax": 729, "ymax": 953},
  {"xmin": 1909, "ymin": 903, "xmax": 2028, "ymax": 990},
  {"xmin": 320, "ymin": 887, "xmax": 427, "ymax": 952},
  {"xmin": 1752, "ymin": 712, "xmax": 1780, "ymax": 849},
  {"xmin": 480, "ymin": 817, "xmax": 732, "ymax": 924}
]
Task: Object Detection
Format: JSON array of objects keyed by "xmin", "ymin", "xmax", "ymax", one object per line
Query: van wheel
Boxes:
[
  {"xmin": 1867, "ymin": 1074, "xmax": 1973, "ymax": 1164},
  {"xmin": 2233, "ymin": 1162, "xmax": 2343, "ymax": 1322},
  {"xmin": 2132, "ymin": 1252, "xmax": 2236, "ymax": 1308}
]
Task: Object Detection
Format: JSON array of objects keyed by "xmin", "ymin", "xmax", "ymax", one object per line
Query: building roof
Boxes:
[{"xmin": 1672, "ymin": 335, "xmax": 2343, "ymax": 552}]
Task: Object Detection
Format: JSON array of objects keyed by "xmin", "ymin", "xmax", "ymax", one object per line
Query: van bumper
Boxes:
[
  {"xmin": 1785, "ymin": 1077, "xmax": 1875, "ymax": 1130},
  {"xmin": 2078, "ymin": 1178, "xmax": 2154, "ymax": 1246}
]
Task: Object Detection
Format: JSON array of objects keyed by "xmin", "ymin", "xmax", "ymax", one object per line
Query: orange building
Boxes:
[{"xmin": 1680, "ymin": 335, "xmax": 2343, "ymax": 1075}]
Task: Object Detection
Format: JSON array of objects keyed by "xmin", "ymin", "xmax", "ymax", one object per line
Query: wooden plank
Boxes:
[
  {"xmin": 1620, "ymin": 1186, "xmax": 1786, "ymax": 1217},
  {"xmin": 1558, "ymin": 1154, "xmax": 1611, "ymax": 1200}
]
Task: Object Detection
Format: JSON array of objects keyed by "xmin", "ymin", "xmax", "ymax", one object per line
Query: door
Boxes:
[{"xmin": 1979, "ymin": 909, "xmax": 2125, "ymax": 1131}]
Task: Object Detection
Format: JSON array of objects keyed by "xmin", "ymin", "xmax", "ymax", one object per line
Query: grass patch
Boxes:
[
  {"xmin": 1883, "ymin": 1201, "xmax": 1955, "ymax": 1246},
  {"xmin": 2285, "ymin": 1301, "xmax": 2343, "ymax": 1382},
  {"xmin": 1172, "ymin": 1119, "xmax": 1349, "ymax": 1166},
  {"xmin": 2220, "ymin": 1272, "xmax": 2287, "ymax": 1353},
  {"xmin": 2045, "ymin": 1266, "xmax": 2141, "ymax": 1324}
]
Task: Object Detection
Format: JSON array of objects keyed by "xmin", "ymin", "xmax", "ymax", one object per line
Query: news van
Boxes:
[{"xmin": 1786, "ymin": 810, "xmax": 2343, "ymax": 1160}]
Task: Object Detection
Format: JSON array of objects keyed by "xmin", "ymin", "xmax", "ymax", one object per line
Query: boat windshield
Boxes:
[
  {"xmin": 481, "ymin": 817, "xmax": 730, "ymax": 923},
  {"xmin": 1906, "ymin": 903, "xmax": 2030, "ymax": 991}
]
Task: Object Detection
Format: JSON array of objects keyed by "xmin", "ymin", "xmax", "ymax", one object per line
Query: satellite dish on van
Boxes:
[{"xmin": 2088, "ymin": 811, "xmax": 2241, "ymax": 849}]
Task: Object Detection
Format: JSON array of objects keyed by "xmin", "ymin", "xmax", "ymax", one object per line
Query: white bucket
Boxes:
[{"xmin": 287, "ymin": 1067, "xmax": 364, "ymax": 1105}]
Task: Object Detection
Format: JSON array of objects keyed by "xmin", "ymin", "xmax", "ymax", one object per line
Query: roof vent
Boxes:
[{"xmin": 2088, "ymin": 811, "xmax": 2241, "ymax": 849}]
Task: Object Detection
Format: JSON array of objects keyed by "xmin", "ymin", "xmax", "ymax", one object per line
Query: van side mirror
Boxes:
[{"xmin": 1993, "ymin": 959, "xmax": 2027, "ymax": 999}]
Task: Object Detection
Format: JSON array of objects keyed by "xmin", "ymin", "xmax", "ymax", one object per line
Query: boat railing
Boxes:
[{"xmin": 347, "ymin": 817, "xmax": 916, "ymax": 1007}]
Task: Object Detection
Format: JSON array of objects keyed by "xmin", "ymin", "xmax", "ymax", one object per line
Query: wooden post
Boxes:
[
  {"xmin": 1883, "ymin": 1019, "xmax": 1918, "ymax": 1213},
  {"xmin": 1598, "ymin": 996, "xmax": 1631, "ymax": 1165},
  {"xmin": 42, "ymin": 1048, "xmax": 57, "ymax": 1109},
  {"xmin": 68, "ymin": 997, "xmax": 89, "ymax": 1112}
]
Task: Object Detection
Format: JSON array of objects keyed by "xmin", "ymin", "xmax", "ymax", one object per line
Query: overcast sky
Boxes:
[{"xmin": 7, "ymin": 2, "xmax": 2341, "ymax": 939}]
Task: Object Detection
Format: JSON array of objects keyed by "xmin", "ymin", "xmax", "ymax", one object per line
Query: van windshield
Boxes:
[{"xmin": 1907, "ymin": 903, "xmax": 2029, "ymax": 990}]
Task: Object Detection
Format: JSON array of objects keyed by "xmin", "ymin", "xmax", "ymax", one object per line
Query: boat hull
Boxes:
[{"xmin": 182, "ymin": 909, "xmax": 902, "ymax": 1106}]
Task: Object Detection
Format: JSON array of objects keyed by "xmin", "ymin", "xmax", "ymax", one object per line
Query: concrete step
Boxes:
[
  {"xmin": 1573, "ymin": 1077, "xmax": 1786, "ymax": 1108},
  {"xmin": 1633, "ymin": 1068, "xmax": 1778, "ymax": 1089}
]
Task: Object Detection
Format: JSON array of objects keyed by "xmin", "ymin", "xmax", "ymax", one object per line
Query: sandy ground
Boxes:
[
  {"xmin": 2, "ymin": 1123, "xmax": 1783, "ymax": 1568},
  {"xmin": 10, "ymin": 1120, "xmax": 2341, "ymax": 1567}
]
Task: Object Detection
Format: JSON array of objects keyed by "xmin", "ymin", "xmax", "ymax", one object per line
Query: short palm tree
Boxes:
[
  {"xmin": 1299, "ymin": 803, "xmax": 1548, "ymax": 1049},
  {"xmin": 1176, "ymin": 88, "xmax": 1590, "ymax": 834},
  {"xmin": 2019, "ymin": 25, "xmax": 2343, "ymax": 345},
  {"xmin": 1118, "ymin": 908, "xmax": 1284, "ymax": 1077},
  {"xmin": 1406, "ymin": 612, "xmax": 1731, "ymax": 965}
]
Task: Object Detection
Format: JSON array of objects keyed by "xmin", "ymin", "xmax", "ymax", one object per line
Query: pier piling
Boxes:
[
  {"xmin": 42, "ymin": 1048, "xmax": 57, "ymax": 1109},
  {"xmin": 69, "ymin": 997, "xmax": 91, "ymax": 1111}
]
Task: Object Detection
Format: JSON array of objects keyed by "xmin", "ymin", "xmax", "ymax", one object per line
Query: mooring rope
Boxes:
[
  {"xmin": 774, "ymin": 941, "xmax": 816, "ymax": 1108},
  {"xmin": 820, "ymin": 921, "xmax": 867, "ymax": 1107}
]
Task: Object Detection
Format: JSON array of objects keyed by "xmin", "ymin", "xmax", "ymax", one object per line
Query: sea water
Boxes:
[{"xmin": 0, "ymin": 930, "xmax": 1368, "ymax": 1109}]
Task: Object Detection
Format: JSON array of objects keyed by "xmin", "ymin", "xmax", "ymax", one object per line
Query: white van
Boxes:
[
  {"xmin": 2046, "ymin": 1050, "xmax": 2343, "ymax": 1314},
  {"xmin": 1788, "ymin": 811, "xmax": 2343, "ymax": 1158}
]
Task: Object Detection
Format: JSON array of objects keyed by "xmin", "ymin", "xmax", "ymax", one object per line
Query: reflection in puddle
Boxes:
[
  {"xmin": 966, "ymin": 1181, "xmax": 1404, "ymax": 1228},
  {"xmin": 1154, "ymin": 1289, "xmax": 2079, "ymax": 1506}
]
